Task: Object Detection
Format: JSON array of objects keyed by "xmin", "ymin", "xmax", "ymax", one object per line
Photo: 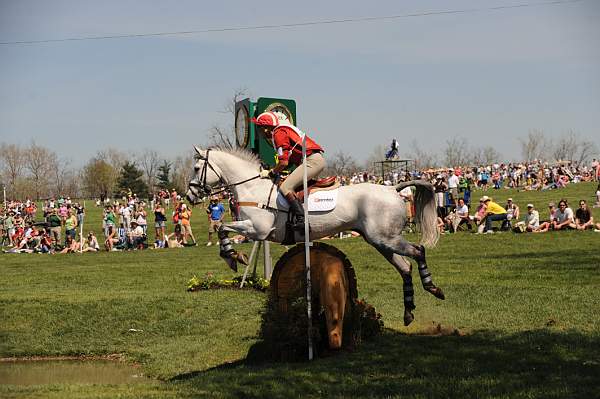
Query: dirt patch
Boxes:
[{"xmin": 413, "ymin": 321, "xmax": 468, "ymax": 337}]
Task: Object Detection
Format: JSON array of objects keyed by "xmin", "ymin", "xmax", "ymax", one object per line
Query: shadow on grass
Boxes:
[{"xmin": 170, "ymin": 329, "xmax": 599, "ymax": 399}]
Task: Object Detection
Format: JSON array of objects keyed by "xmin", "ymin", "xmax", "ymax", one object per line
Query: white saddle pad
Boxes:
[{"xmin": 276, "ymin": 189, "xmax": 338, "ymax": 212}]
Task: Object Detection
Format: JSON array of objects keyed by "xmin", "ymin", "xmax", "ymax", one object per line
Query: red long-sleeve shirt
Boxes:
[{"xmin": 272, "ymin": 125, "xmax": 323, "ymax": 166}]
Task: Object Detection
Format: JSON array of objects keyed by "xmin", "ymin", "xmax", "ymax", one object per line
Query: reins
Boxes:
[{"xmin": 194, "ymin": 149, "xmax": 284, "ymax": 213}]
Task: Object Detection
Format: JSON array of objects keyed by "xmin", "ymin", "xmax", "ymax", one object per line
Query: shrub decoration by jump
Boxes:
[
  {"xmin": 187, "ymin": 273, "xmax": 269, "ymax": 292},
  {"xmin": 248, "ymin": 242, "xmax": 384, "ymax": 362}
]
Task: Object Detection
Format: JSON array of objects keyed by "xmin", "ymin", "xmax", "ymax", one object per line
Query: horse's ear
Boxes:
[{"xmin": 194, "ymin": 146, "xmax": 206, "ymax": 160}]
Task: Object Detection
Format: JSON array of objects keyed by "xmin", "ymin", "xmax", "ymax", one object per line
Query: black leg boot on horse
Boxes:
[
  {"xmin": 218, "ymin": 227, "xmax": 248, "ymax": 272},
  {"xmin": 285, "ymin": 192, "xmax": 306, "ymax": 231},
  {"xmin": 414, "ymin": 245, "xmax": 445, "ymax": 300}
]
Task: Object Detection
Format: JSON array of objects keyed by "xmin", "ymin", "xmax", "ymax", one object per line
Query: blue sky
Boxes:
[{"xmin": 1, "ymin": 0, "xmax": 599, "ymax": 166}]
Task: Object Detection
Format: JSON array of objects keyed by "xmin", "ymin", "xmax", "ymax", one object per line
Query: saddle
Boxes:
[{"xmin": 279, "ymin": 176, "xmax": 339, "ymax": 202}]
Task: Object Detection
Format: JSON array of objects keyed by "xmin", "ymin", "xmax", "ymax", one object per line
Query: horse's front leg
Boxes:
[
  {"xmin": 217, "ymin": 221, "xmax": 274, "ymax": 273},
  {"xmin": 217, "ymin": 225, "xmax": 248, "ymax": 273}
]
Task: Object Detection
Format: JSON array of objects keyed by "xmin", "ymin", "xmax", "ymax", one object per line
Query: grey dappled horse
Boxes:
[{"xmin": 186, "ymin": 146, "xmax": 444, "ymax": 326}]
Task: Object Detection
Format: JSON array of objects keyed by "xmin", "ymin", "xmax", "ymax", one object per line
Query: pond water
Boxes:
[{"xmin": 0, "ymin": 360, "xmax": 153, "ymax": 385}]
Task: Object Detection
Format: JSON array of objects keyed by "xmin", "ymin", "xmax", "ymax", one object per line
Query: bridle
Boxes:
[{"xmin": 188, "ymin": 148, "xmax": 262, "ymax": 200}]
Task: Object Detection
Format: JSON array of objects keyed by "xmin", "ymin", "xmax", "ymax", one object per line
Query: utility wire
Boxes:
[{"xmin": 0, "ymin": 0, "xmax": 585, "ymax": 46}]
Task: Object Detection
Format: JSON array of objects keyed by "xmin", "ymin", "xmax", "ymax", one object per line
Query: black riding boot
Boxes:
[{"xmin": 285, "ymin": 192, "xmax": 306, "ymax": 231}]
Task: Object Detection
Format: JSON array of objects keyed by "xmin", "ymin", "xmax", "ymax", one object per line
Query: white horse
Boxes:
[{"xmin": 186, "ymin": 146, "xmax": 444, "ymax": 326}]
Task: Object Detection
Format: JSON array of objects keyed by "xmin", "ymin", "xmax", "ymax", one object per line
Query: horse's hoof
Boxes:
[
  {"xmin": 236, "ymin": 251, "xmax": 249, "ymax": 265},
  {"xmin": 429, "ymin": 287, "xmax": 445, "ymax": 300},
  {"xmin": 404, "ymin": 310, "xmax": 414, "ymax": 326},
  {"xmin": 224, "ymin": 257, "xmax": 238, "ymax": 273}
]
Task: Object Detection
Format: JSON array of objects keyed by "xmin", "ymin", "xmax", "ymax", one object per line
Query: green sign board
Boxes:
[{"xmin": 235, "ymin": 97, "xmax": 297, "ymax": 167}]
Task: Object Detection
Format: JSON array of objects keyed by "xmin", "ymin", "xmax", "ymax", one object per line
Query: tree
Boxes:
[
  {"xmin": 551, "ymin": 130, "xmax": 598, "ymax": 164},
  {"xmin": 171, "ymin": 152, "xmax": 195, "ymax": 194},
  {"xmin": 137, "ymin": 148, "xmax": 160, "ymax": 193},
  {"xmin": 518, "ymin": 129, "xmax": 548, "ymax": 162},
  {"xmin": 0, "ymin": 143, "xmax": 25, "ymax": 198},
  {"xmin": 25, "ymin": 141, "xmax": 56, "ymax": 199},
  {"xmin": 115, "ymin": 162, "xmax": 149, "ymax": 198},
  {"xmin": 471, "ymin": 146, "xmax": 501, "ymax": 166},
  {"xmin": 207, "ymin": 88, "xmax": 249, "ymax": 148},
  {"xmin": 443, "ymin": 137, "xmax": 469, "ymax": 167},
  {"xmin": 156, "ymin": 160, "xmax": 172, "ymax": 190},
  {"xmin": 82, "ymin": 157, "xmax": 118, "ymax": 199},
  {"xmin": 326, "ymin": 151, "xmax": 359, "ymax": 177},
  {"xmin": 406, "ymin": 139, "xmax": 438, "ymax": 170}
]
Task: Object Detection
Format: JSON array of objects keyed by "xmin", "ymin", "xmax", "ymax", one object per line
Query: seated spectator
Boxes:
[
  {"xmin": 504, "ymin": 198, "xmax": 520, "ymax": 229},
  {"xmin": 514, "ymin": 203, "xmax": 539, "ymax": 232},
  {"xmin": 534, "ymin": 202, "xmax": 557, "ymax": 233},
  {"xmin": 104, "ymin": 225, "xmax": 119, "ymax": 251},
  {"xmin": 471, "ymin": 198, "xmax": 487, "ymax": 233},
  {"xmin": 447, "ymin": 198, "xmax": 471, "ymax": 232},
  {"xmin": 575, "ymin": 200, "xmax": 598, "ymax": 230},
  {"xmin": 167, "ymin": 224, "xmax": 185, "ymax": 248},
  {"xmin": 60, "ymin": 234, "xmax": 81, "ymax": 254},
  {"xmin": 482, "ymin": 196, "xmax": 508, "ymax": 233},
  {"xmin": 82, "ymin": 231, "xmax": 100, "ymax": 252},
  {"xmin": 552, "ymin": 199, "xmax": 576, "ymax": 230},
  {"xmin": 38, "ymin": 229, "xmax": 53, "ymax": 253},
  {"xmin": 126, "ymin": 221, "xmax": 146, "ymax": 250}
]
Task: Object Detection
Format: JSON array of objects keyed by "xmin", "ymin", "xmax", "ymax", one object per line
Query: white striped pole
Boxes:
[{"xmin": 302, "ymin": 133, "xmax": 314, "ymax": 360}]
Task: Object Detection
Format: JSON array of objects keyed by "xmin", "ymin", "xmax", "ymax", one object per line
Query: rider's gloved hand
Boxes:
[{"xmin": 259, "ymin": 169, "xmax": 272, "ymax": 179}]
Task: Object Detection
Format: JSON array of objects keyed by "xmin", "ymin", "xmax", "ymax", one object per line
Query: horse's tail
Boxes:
[{"xmin": 396, "ymin": 180, "xmax": 439, "ymax": 248}]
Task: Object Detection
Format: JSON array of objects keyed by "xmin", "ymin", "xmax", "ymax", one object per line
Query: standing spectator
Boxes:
[
  {"xmin": 58, "ymin": 202, "xmax": 68, "ymax": 228},
  {"xmin": 120, "ymin": 203, "xmax": 132, "ymax": 232},
  {"xmin": 75, "ymin": 202, "xmax": 85, "ymax": 227},
  {"xmin": 228, "ymin": 193, "xmax": 239, "ymax": 221},
  {"xmin": 47, "ymin": 209, "xmax": 62, "ymax": 246},
  {"xmin": 179, "ymin": 203, "xmax": 196, "ymax": 245},
  {"xmin": 171, "ymin": 189, "xmax": 178, "ymax": 208},
  {"xmin": 104, "ymin": 206, "xmax": 117, "ymax": 237},
  {"xmin": 552, "ymin": 200, "xmax": 576, "ymax": 230},
  {"xmin": 135, "ymin": 205, "xmax": 147, "ymax": 235},
  {"xmin": 64, "ymin": 209, "xmax": 78, "ymax": 244},
  {"xmin": 575, "ymin": 200, "xmax": 596, "ymax": 230},
  {"xmin": 447, "ymin": 169, "xmax": 459, "ymax": 206},
  {"xmin": 433, "ymin": 175, "xmax": 448, "ymax": 218},
  {"xmin": 5, "ymin": 211, "xmax": 15, "ymax": 246},
  {"xmin": 482, "ymin": 196, "xmax": 508, "ymax": 233},
  {"xmin": 205, "ymin": 196, "xmax": 225, "ymax": 246},
  {"xmin": 154, "ymin": 203, "xmax": 167, "ymax": 243}
]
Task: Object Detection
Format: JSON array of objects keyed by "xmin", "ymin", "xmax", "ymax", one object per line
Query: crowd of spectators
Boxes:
[
  {"xmin": 0, "ymin": 197, "xmax": 95, "ymax": 254},
  {"xmin": 2, "ymin": 158, "xmax": 599, "ymax": 253}
]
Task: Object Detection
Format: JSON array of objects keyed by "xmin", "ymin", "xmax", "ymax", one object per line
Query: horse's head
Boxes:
[{"xmin": 186, "ymin": 146, "xmax": 223, "ymax": 204}]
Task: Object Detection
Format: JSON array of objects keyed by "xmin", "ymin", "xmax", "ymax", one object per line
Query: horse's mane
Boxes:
[{"xmin": 213, "ymin": 146, "xmax": 261, "ymax": 167}]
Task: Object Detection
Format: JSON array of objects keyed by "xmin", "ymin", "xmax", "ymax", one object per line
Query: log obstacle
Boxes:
[{"xmin": 269, "ymin": 242, "xmax": 358, "ymax": 350}]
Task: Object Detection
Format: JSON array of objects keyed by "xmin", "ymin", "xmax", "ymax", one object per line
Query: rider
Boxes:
[{"xmin": 252, "ymin": 111, "xmax": 326, "ymax": 229}]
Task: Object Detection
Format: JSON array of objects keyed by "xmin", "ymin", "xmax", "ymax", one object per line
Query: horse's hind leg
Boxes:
[
  {"xmin": 374, "ymin": 248, "xmax": 417, "ymax": 326},
  {"xmin": 411, "ymin": 244, "xmax": 445, "ymax": 300}
]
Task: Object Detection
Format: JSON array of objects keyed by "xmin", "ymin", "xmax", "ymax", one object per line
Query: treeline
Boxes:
[{"xmin": 0, "ymin": 142, "xmax": 194, "ymax": 200}]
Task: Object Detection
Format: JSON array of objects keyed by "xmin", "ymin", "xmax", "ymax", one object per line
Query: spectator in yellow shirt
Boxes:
[{"xmin": 482, "ymin": 196, "xmax": 508, "ymax": 233}]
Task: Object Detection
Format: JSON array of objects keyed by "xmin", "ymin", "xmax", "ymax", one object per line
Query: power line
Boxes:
[{"xmin": 0, "ymin": 0, "xmax": 585, "ymax": 46}]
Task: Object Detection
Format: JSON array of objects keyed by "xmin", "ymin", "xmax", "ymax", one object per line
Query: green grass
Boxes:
[{"xmin": 1, "ymin": 183, "xmax": 599, "ymax": 398}]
